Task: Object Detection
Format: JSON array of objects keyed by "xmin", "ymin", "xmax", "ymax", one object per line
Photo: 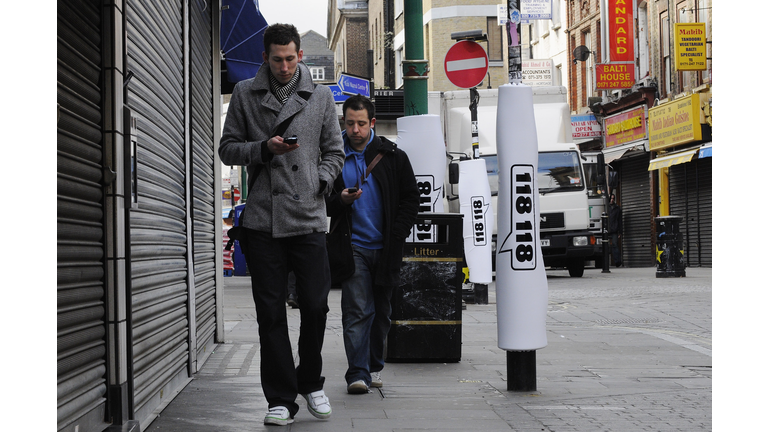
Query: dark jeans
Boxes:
[
  {"xmin": 244, "ymin": 229, "xmax": 331, "ymax": 416},
  {"xmin": 610, "ymin": 233, "xmax": 622, "ymax": 265},
  {"xmin": 340, "ymin": 245, "xmax": 394, "ymax": 386}
]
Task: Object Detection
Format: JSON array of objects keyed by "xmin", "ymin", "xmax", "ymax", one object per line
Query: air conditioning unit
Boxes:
[
  {"xmin": 637, "ymin": 77, "xmax": 653, "ymax": 88},
  {"xmin": 587, "ymin": 96, "xmax": 602, "ymax": 112}
]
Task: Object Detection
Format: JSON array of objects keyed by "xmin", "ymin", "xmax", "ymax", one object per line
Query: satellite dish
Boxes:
[{"xmin": 572, "ymin": 45, "xmax": 591, "ymax": 62}]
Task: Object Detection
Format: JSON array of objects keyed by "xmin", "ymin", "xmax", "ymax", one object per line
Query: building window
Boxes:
[
  {"xmin": 698, "ymin": 0, "xmax": 710, "ymax": 82},
  {"xmin": 311, "ymin": 67, "xmax": 325, "ymax": 81},
  {"xmin": 487, "ymin": 17, "xmax": 503, "ymax": 62},
  {"xmin": 583, "ymin": 31, "xmax": 592, "ymax": 103},
  {"xmin": 638, "ymin": 2, "xmax": 650, "ymax": 80},
  {"xmin": 661, "ymin": 11, "xmax": 671, "ymax": 97},
  {"xmin": 677, "ymin": 1, "xmax": 695, "ymax": 91}
]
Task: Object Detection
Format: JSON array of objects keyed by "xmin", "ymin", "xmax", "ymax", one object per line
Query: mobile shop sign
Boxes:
[
  {"xmin": 674, "ymin": 23, "xmax": 707, "ymax": 71},
  {"xmin": 571, "ymin": 114, "xmax": 602, "ymax": 139},
  {"xmin": 522, "ymin": 59, "xmax": 554, "ymax": 86},
  {"xmin": 608, "ymin": 0, "xmax": 634, "ymax": 62},
  {"xmin": 520, "ymin": 0, "xmax": 552, "ymax": 20},
  {"xmin": 595, "ymin": 63, "xmax": 635, "ymax": 90},
  {"xmin": 604, "ymin": 106, "xmax": 647, "ymax": 148},
  {"xmin": 648, "ymin": 93, "xmax": 703, "ymax": 151}
]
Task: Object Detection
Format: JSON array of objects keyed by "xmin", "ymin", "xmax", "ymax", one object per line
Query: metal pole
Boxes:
[
  {"xmin": 507, "ymin": 351, "xmax": 536, "ymax": 391},
  {"xmin": 506, "ymin": 0, "xmax": 522, "ymax": 84},
  {"xmin": 503, "ymin": 0, "xmax": 534, "ymax": 391},
  {"xmin": 403, "ymin": 0, "xmax": 428, "ymax": 116},
  {"xmin": 602, "ymin": 212, "xmax": 611, "ymax": 273},
  {"xmin": 469, "ymin": 86, "xmax": 488, "ymax": 304}
]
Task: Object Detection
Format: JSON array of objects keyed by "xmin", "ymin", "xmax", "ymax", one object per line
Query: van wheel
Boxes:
[{"xmin": 567, "ymin": 258, "xmax": 585, "ymax": 277}]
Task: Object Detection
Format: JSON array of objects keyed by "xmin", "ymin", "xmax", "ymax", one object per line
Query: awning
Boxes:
[
  {"xmin": 603, "ymin": 141, "xmax": 647, "ymax": 164},
  {"xmin": 699, "ymin": 143, "xmax": 712, "ymax": 159},
  {"xmin": 647, "ymin": 149, "xmax": 698, "ymax": 171}
]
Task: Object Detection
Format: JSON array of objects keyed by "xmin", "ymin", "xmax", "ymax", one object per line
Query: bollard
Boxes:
[
  {"xmin": 507, "ymin": 351, "xmax": 536, "ymax": 391},
  {"xmin": 601, "ymin": 212, "xmax": 610, "ymax": 273}
]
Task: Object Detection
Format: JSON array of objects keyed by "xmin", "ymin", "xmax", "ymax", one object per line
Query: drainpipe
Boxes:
[{"xmin": 403, "ymin": 0, "xmax": 428, "ymax": 116}]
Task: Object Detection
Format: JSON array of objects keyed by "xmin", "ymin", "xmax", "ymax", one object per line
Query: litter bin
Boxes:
[
  {"xmin": 386, "ymin": 213, "xmax": 464, "ymax": 363},
  {"xmin": 655, "ymin": 216, "xmax": 685, "ymax": 278},
  {"xmin": 233, "ymin": 204, "xmax": 249, "ymax": 276}
]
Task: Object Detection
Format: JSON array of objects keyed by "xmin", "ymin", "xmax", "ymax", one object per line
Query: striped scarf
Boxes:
[{"xmin": 268, "ymin": 67, "xmax": 301, "ymax": 104}]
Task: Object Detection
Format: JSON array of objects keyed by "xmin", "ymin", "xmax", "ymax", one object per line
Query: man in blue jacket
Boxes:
[
  {"xmin": 219, "ymin": 23, "xmax": 343, "ymax": 426},
  {"xmin": 326, "ymin": 95, "xmax": 419, "ymax": 394}
]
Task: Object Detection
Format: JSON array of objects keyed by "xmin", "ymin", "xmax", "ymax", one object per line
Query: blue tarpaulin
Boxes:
[{"xmin": 221, "ymin": 0, "xmax": 269, "ymax": 83}]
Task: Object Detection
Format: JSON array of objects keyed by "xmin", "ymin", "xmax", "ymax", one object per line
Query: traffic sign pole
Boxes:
[{"xmin": 507, "ymin": 0, "xmax": 522, "ymax": 84}]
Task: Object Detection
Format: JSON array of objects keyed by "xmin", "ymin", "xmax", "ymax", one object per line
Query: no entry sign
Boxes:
[{"xmin": 444, "ymin": 40, "xmax": 489, "ymax": 89}]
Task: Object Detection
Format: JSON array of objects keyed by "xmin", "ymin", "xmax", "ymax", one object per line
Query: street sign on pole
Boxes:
[
  {"xmin": 337, "ymin": 73, "xmax": 371, "ymax": 98},
  {"xmin": 444, "ymin": 40, "xmax": 489, "ymax": 89},
  {"xmin": 328, "ymin": 84, "xmax": 351, "ymax": 103}
]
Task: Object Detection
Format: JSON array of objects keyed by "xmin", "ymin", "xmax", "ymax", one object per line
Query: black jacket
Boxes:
[
  {"xmin": 326, "ymin": 134, "xmax": 419, "ymax": 287},
  {"xmin": 608, "ymin": 203, "xmax": 623, "ymax": 234}
]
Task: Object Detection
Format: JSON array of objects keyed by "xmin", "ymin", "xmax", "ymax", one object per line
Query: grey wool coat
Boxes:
[{"xmin": 219, "ymin": 62, "xmax": 344, "ymax": 237}]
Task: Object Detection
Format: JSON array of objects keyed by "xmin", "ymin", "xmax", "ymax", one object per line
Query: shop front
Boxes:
[
  {"xmin": 602, "ymin": 105, "xmax": 655, "ymax": 267},
  {"xmin": 647, "ymin": 92, "xmax": 713, "ymax": 267}
]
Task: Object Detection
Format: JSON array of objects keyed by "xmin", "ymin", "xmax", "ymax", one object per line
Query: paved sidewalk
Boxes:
[{"xmin": 144, "ymin": 266, "xmax": 711, "ymax": 431}]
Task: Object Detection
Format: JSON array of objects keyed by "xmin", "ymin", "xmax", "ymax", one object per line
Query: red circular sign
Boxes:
[
  {"xmin": 233, "ymin": 188, "xmax": 241, "ymax": 202},
  {"xmin": 444, "ymin": 40, "xmax": 489, "ymax": 89}
]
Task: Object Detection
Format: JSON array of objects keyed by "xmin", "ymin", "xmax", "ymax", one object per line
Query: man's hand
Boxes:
[
  {"xmin": 341, "ymin": 188, "xmax": 362, "ymax": 205},
  {"xmin": 267, "ymin": 136, "xmax": 299, "ymax": 155}
]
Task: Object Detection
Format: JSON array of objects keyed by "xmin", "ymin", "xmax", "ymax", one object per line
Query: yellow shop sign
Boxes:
[
  {"xmin": 648, "ymin": 94, "xmax": 702, "ymax": 151},
  {"xmin": 674, "ymin": 23, "xmax": 707, "ymax": 71}
]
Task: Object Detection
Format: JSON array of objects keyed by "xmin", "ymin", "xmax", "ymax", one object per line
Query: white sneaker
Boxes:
[
  {"xmin": 347, "ymin": 380, "xmax": 369, "ymax": 394},
  {"xmin": 371, "ymin": 371, "xmax": 383, "ymax": 388},
  {"xmin": 302, "ymin": 390, "xmax": 332, "ymax": 419},
  {"xmin": 264, "ymin": 406, "xmax": 294, "ymax": 426}
]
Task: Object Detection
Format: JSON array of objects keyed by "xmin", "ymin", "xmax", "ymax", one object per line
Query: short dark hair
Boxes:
[
  {"xmin": 263, "ymin": 23, "xmax": 301, "ymax": 55},
  {"xmin": 342, "ymin": 95, "xmax": 375, "ymax": 121}
]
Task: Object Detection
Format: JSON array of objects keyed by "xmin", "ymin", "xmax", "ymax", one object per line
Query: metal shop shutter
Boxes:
[
  {"xmin": 126, "ymin": 0, "xmax": 190, "ymax": 424},
  {"xmin": 618, "ymin": 154, "xmax": 655, "ymax": 267},
  {"xmin": 57, "ymin": 0, "xmax": 110, "ymax": 431},
  {"xmin": 669, "ymin": 157, "xmax": 712, "ymax": 267},
  {"xmin": 190, "ymin": 0, "xmax": 217, "ymax": 364}
]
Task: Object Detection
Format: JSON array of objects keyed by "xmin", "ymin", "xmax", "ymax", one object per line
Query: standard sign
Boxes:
[{"xmin": 444, "ymin": 40, "xmax": 489, "ymax": 89}]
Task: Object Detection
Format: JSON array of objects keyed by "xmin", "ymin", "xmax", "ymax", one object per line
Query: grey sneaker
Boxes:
[
  {"xmin": 347, "ymin": 379, "xmax": 369, "ymax": 394},
  {"xmin": 302, "ymin": 390, "xmax": 332, "ymax": 419},
  {"xmin": 264, "ymin": 406, "xmax": 294, "ymax": 426},
  {"xmin": 370, "ymin": 371, "xmax": 383, "ymax": 388}
]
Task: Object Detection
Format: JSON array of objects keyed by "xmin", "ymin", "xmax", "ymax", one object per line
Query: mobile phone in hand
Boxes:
[
  {"xmin": 284, "ymin": 136, "xmax": 298, "ymax": 144},
  {"xmin": 347, "ymin": 187, "xmax": 358, "ymax": 194}
]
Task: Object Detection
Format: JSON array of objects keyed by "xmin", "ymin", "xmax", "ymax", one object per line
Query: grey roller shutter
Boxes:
[
  {"xmin": 189, "ymin": 0, "xmax": 217, "ymax": 362},
  {"xmin": 669, "ymin": 157, "xmax": 712, "ymax": 267},
  {"xmin": 57, "ymin": 0, "xmax": 110, "ymax": 431},
  {"xmin": 126, "ymin": 0, "xmax": 190, "ymax": 424},
  {"xmin": 618, "ymin": 154, "xmax": 655, "ymax": 267}
]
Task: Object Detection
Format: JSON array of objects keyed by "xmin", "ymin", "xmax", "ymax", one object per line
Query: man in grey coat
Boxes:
[{"xmin": 219, "ymin": 23, "xmax": 344, "ymax": 426}]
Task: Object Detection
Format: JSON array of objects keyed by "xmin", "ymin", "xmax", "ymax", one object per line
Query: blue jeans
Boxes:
[{"xmin": 341, "ymin": 245, "xmax": 394, "ymax": 386}]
